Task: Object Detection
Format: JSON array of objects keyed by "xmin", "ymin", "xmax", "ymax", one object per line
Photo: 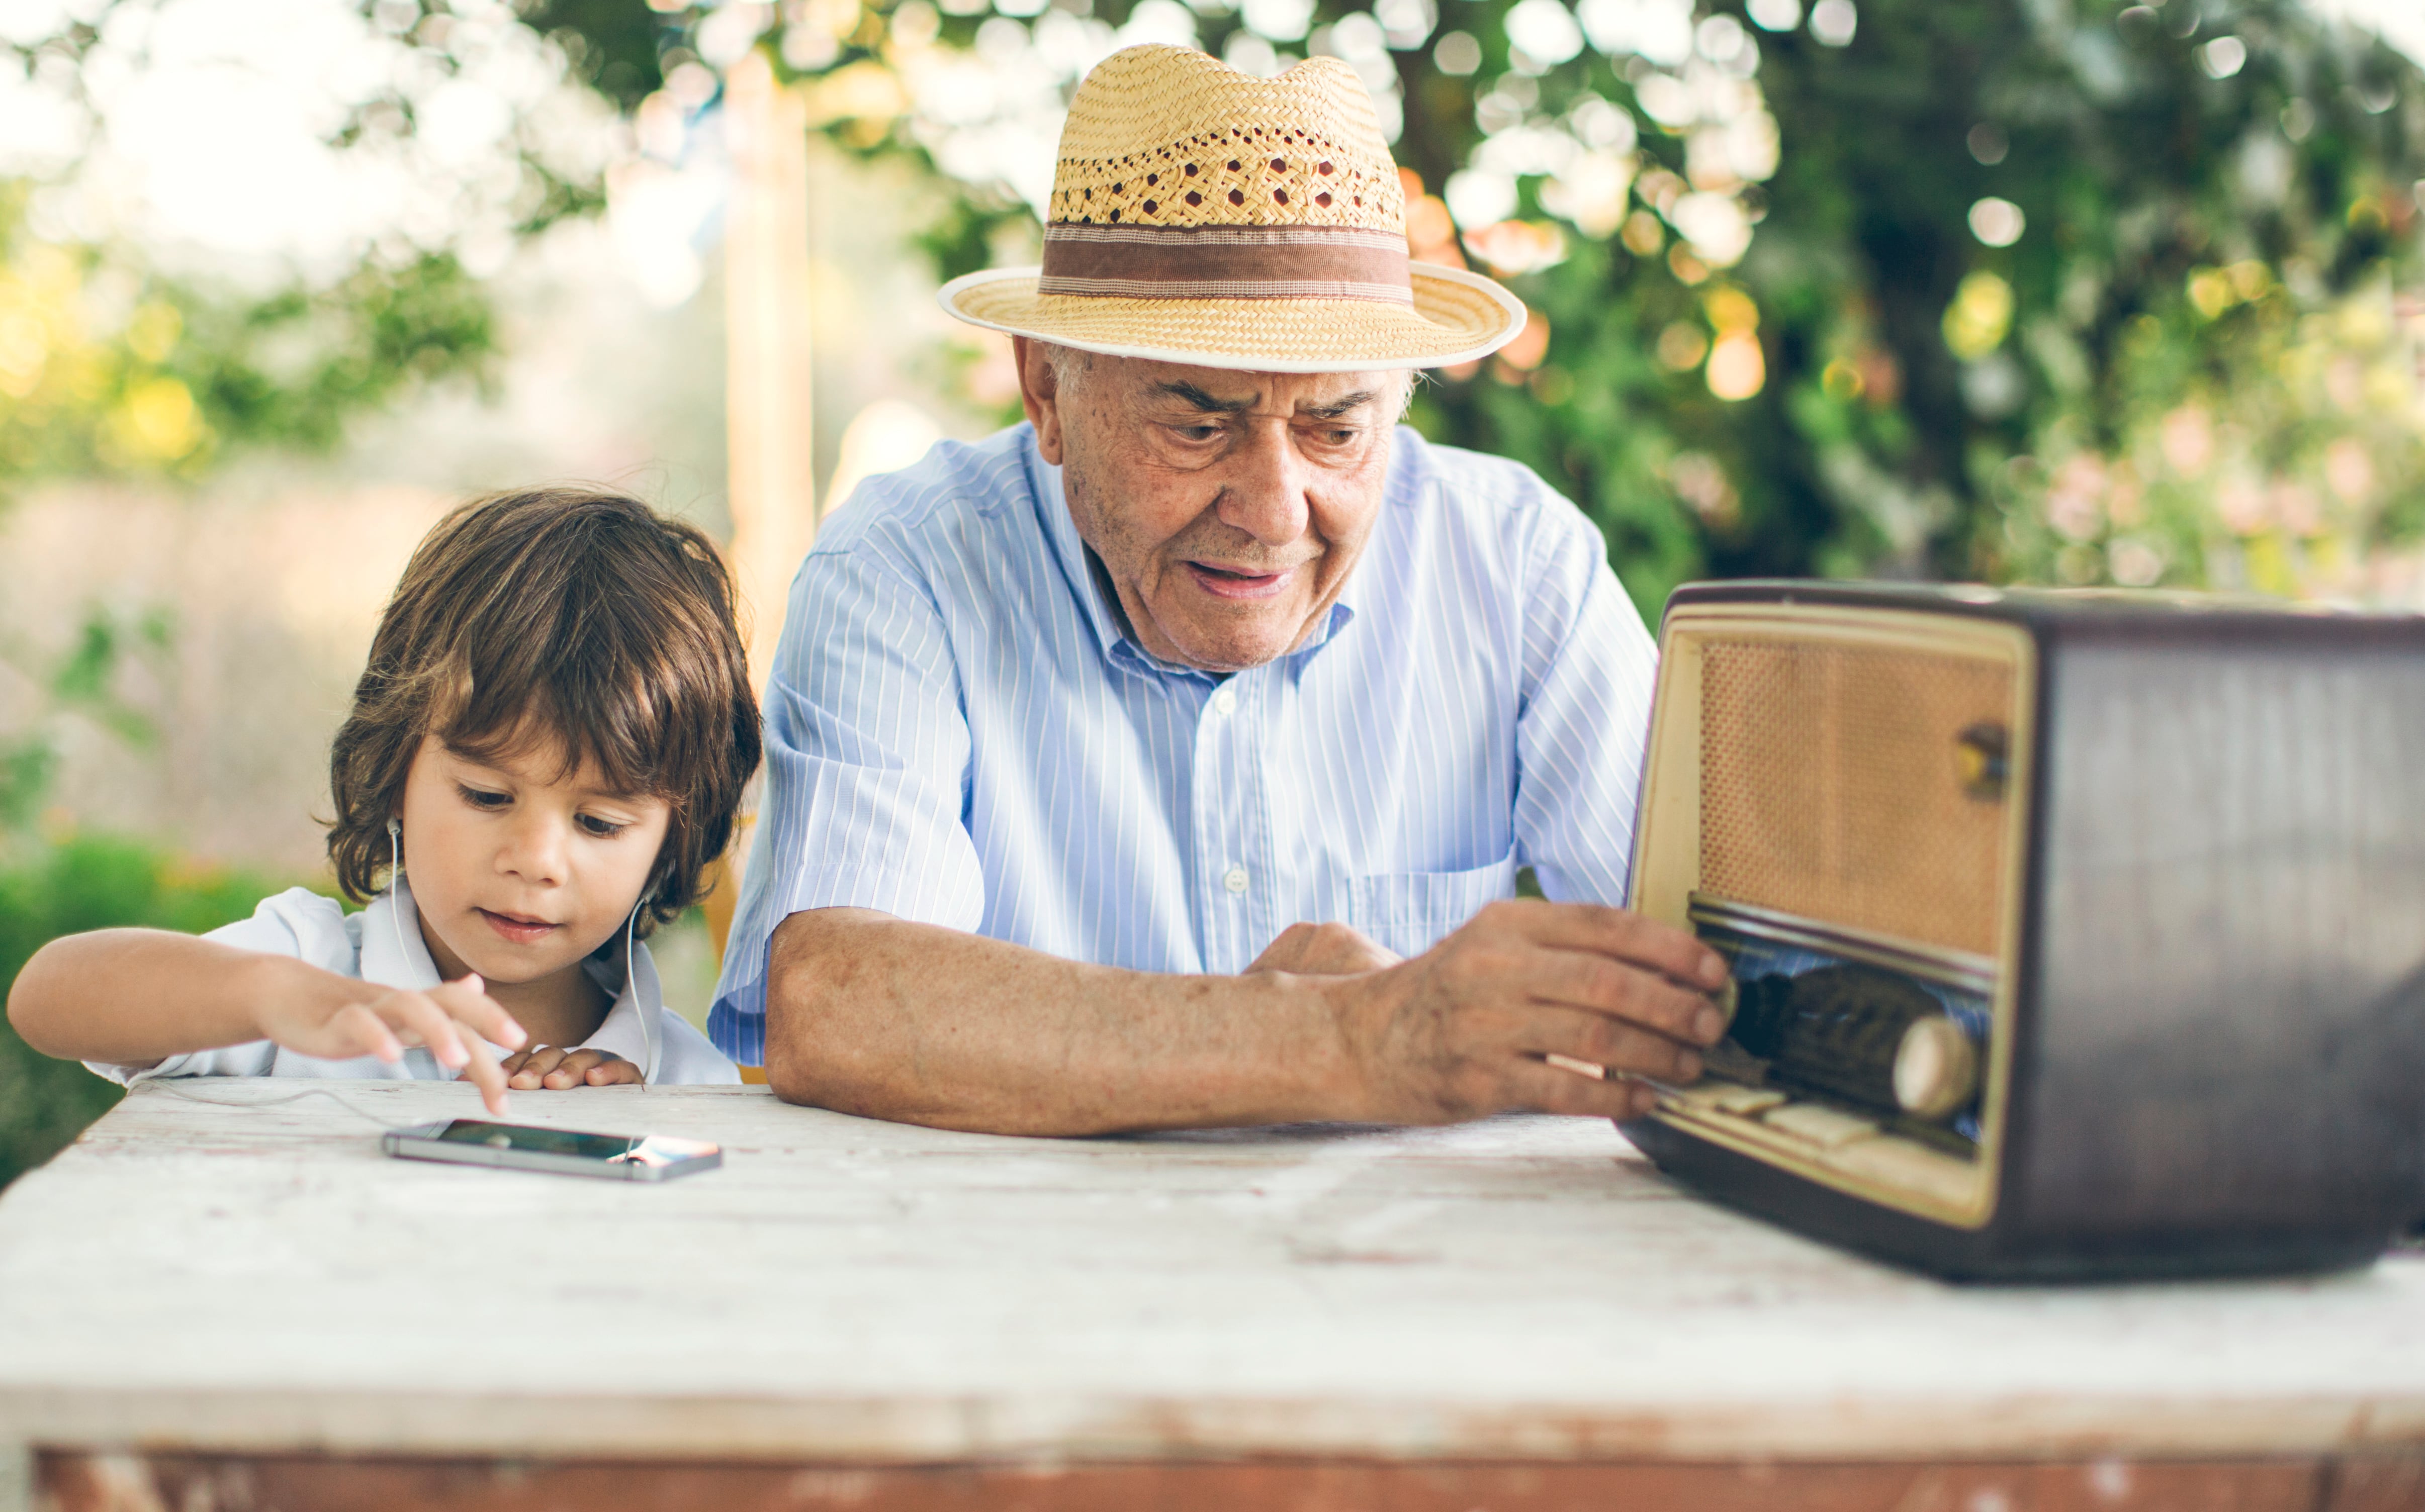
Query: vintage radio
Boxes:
[{"xmin": 1621, "ymin": 582, "xmax": 2425, "ymax": 1280}]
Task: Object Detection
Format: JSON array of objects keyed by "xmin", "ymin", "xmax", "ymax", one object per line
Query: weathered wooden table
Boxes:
[{"xmin": 1, "ymin": 1081, "xmax": 2420, "ymax": 1511}]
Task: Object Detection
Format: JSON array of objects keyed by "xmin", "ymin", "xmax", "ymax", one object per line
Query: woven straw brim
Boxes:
[{"xmin": 939, "ymin": 262, "xmax": 1526, "ymax": 373}]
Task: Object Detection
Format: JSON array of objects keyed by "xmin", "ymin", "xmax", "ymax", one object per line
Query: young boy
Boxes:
[{"xmin": 9, "ymin": 487, "xmax": 763, "ymax": 1110}]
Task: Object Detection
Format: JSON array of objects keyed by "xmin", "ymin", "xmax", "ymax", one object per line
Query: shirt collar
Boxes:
[
  {"xmin": 1021, "ymin": 422, "xmax": 1377, "ymax": 682},
  {"xmin": 1025, "ymin": 429, "xmax": 1129, "ymax": 664},
  {"xmin": 360, "ymin": 876, "xmax": 668, "ymax": 1081},
  {"xmin": 359, "ymin": 876, "xmax": 442, "ymax": 991}
]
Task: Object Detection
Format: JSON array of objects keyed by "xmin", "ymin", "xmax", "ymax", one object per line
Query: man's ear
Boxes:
[{"xmin": 1014, "ymin": 336, "xmax": 1068, "ymax": 465}]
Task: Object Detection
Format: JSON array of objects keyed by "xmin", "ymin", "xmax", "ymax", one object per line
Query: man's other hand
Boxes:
[
  {"xmin": 1247, "ymin": 921, "xmax": 1401, "ymax": 977},
  {"xmin": 1335, "ymin": 900, "xmax": 1732, "ymax": 1124}
]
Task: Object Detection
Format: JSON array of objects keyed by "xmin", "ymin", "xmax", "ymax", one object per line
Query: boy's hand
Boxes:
[
  {"xmin": 499, "ymin": 1045, "xmax": 643, "ymax": 1089},
  {"xmin": 254, "ymin": 974, "xmax": 522, "ymax": 1116}
]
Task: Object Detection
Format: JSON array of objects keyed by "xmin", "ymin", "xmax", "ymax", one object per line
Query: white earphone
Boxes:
[
  {"xmin": 627, "ymin": 877, "xmax": 660, "ymax": 1082},
  {"xmin": 379, "ymin": 816, "xmax": 417, "ymax": 1081},
  {"xmin": 385, "ymin": 817, "xmax": 413, "ymax": 968}
]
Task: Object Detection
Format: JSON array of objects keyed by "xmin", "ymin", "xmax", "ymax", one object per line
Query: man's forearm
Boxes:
[{"xmin": 763, "ymin": 909, "xmax": 1365, "ymax": 1134}]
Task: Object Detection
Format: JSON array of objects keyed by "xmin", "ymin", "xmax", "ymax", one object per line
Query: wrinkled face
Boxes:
[
  {"xmin": 396, "ymin": 734, "xmax": 671, "ymax": 989},
  {"xmin": 1018, "ymin": 338, "xmax": 1404, "ymax": 674}
]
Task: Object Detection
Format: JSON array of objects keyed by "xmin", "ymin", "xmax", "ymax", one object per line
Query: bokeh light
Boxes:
[{"xmin": 1966, "ymin": 197, "xmax": 2025, "ymax": 247}]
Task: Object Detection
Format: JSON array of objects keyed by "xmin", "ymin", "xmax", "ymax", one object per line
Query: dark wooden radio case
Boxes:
[{"xmin": 1619, "ymin": 581, "xmax": 2425, "ymax": 1281}]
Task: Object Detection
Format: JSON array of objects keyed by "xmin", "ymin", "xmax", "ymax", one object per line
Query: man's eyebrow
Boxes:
[
  {"xmin": 1302, "ymin": 390, "xmax": 1382, "ymax": 420},
  {"xmin": 1152, "ymin": 381, "xmax": 1253, "ymax": 414},
  {"xmin": 1149, "ymin": 383, "xmax": 1382, "ymax": 420}
]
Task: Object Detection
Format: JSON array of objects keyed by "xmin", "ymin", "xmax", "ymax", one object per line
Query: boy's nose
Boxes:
[{"xmin": 499, "ymin": 817, "xmax": 570, "ymax": 886}]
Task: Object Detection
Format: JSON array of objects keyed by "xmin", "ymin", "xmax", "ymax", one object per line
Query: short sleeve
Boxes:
[
  {"xmin": 86, "ymin": 888, "xmax": 356, "ymax": 1084},
  {"xmin": 708, "ymin": 543, "xmax": 987, "ymax": 1064},
  {"xmin": 1510, "ymin": 507, "xmax": 1660, "ymax": 905},
  {"xmin": 652, "ymin": 1013, "xmax": 743, "ymax": 1085}
]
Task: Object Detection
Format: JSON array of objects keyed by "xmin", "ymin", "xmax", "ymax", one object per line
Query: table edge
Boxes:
[{"xmin": 2, "ymin": 1387, "xmax": 2418, "ymax": 1462}]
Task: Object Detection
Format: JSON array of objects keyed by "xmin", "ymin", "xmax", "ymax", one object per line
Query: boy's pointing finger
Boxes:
[
  {"xmin": 383, "ymin": 992, "xmax": 470, "ymax": 1071},
  {"xmin": 455, "ymin": 1031, "xmax": 510, "ymax": 1116},
  {"xmin": 433, "ymin": 974, "xmax": 526, "ymax": 1052},
  {"xmin": 333, "ymin": 1003, "xmax": 404, "ymax": 1064}
]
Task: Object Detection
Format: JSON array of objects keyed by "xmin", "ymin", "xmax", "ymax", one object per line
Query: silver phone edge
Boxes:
[{"xmin": 380, "ymin": 1131, "xmax": 722, "ymax": 1182}]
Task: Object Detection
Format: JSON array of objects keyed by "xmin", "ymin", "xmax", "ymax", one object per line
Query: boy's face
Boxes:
[{"xmin": 396, "ymin": 734, "xmax": 672, "ymax": 994}]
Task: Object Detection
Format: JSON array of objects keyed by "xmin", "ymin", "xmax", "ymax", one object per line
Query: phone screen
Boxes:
[
  {"xmin": 416, "ymin": 1119, "xmax": 717, "ymax": 1169},
  {"xmin": 429, "ymin": 1119, "xmax": 647, "ymax": 1161}
]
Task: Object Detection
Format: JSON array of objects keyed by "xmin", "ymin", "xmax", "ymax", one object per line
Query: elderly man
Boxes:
[{"xmin": 708, "ymin": 43, "xmax": 1730, "ymax": 1132}]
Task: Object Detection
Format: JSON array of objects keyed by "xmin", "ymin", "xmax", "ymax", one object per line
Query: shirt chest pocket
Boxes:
[{"xmin": 1346, "ymin": 852, "xmax": 1519, "ymax": 961}]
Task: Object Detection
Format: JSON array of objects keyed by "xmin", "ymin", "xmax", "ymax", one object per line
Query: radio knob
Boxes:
[{"xmin": 1893, "ymin": 1015, "xmax": 1982, "ymax": 1120}]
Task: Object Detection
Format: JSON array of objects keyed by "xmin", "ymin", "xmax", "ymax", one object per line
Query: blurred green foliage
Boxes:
[
  {"xmin": 521, "ymin": 0, "xmax": 679, "ymax": 112},
  {"xmin": 0, "ymin": 0, "xmax": 651, "ymax": 499},
  {"xmin": 0, "ymin": 604, "xmax": 172, "ymax": 832},
  {"xmin": 712, "ymin": 0, "xmax": 2425, "ymax": 612},
  {"xmin": 0, "ymin": 602, "xmax": 270, "ymax": 1190},
  {"xmin": 19, "ymin": 0, "xmax": 2417, "ymax": 604},
  {"xmin": 0, "ymin": 184, "xmax": 499, "ymax": 496},
  {"xmin": 0, "ymin": 837, "xmax": 296, "ymax": 1188}
]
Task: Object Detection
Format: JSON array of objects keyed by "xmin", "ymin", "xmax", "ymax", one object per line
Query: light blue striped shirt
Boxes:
[{"xmin": 708, "ymin": 422, "xmax": 1658, "ymax": 1065}]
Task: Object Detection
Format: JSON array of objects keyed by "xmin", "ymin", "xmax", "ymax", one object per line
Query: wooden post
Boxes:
[
  {"xmin": 722, "ymin": 47, "xmax": 818, "ymax": 689},
  {"xmin": 706, "ymin": 49, "xmax": 815, "ymax": 993}
]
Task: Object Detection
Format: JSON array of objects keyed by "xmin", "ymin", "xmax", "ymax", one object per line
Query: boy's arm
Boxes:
[{"xmin": 7, "ymin": 929, "xmax": 525, "ymax": 1112}]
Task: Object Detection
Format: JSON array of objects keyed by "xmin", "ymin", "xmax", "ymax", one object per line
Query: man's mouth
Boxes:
[
  {"xmin": 1186, "ymin": 560, "xmax": 1294, "ymax": 600},
  {"xmin": 476, "ymin": 908, "xmax": 562, "ymax": 946}
]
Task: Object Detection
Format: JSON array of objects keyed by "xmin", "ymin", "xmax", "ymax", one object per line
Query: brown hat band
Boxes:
[{"xmin": 1037, "ymin": 224, "xmax": 1415, "ymax": 306}]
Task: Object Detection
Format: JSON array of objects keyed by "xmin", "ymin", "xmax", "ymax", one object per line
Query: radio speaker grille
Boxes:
[{"xmin": 1699, "ymin": 639, "xmax": 2014, "ymax": 957}]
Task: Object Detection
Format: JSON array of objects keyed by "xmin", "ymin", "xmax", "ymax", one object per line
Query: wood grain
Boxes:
[
  {"xmin": 3, "ymin": 1083, "xmax": 2422, "ymax": 1464},
  {"xmin": 37, "ymin": 1451, "xmax": 2407, "ymax": 1512}
]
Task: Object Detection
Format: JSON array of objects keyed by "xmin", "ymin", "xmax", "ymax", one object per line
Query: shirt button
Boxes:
[
  {"xmin": 1211, "ymin": 687, "xmax": 1237, "ymax": 717},
  {"xmin": 1223, "ymin": 866, "xmax": 1249, "ymax": 895}
]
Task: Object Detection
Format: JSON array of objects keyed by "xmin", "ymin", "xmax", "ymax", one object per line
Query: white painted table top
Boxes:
[{"xmin": 0, "ymin": 1081, "xmax": 2419, "ymax": 1462}]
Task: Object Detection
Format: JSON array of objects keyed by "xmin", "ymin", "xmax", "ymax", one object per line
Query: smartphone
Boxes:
[{"xmin": 381, "ymin": 1118, "xmax": 722, "ymax": 1182}]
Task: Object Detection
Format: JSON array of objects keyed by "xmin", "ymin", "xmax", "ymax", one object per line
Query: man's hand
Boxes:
[
  {"xmin": 253, "ymin": 974, "xmax": 522, "ymax": 1115},
  {"xmin": 1247, "ymin": 921, "xmax": 1401, "ymax": 977},
  {"xmin": 1333, "ymin": 900, "xmax": 1731, "ymax": 1124},
  {"xmin": 499, "ymin": 1046, "xmax": 643, "ymax": 1090}
]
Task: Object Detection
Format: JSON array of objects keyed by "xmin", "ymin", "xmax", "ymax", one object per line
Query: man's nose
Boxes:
[{"xmin": 1215, "ymin": 422, "xmax": 1311, "ymax": 546}]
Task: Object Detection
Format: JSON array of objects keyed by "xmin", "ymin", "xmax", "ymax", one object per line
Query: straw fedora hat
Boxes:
[{"xmin": 939, "ymin": 44, "xmax": 1527, "ymax": 373}]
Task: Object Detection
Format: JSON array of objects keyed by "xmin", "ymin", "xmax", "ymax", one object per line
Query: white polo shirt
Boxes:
[{"xmin": 86, "ymin": 876, "xmax": 738, "ymax": 1087}]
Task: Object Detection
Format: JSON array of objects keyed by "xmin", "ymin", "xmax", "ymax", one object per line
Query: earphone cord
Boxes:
[
  {"xmin": 387, "ymin": 817, "xmax": 413, "ymax": 970},
  {"xmin": 377, "ymin": 820, "xmax": 423, "ymax": 1085},
  {"xmin": 625, "ymin": 888, "xmax": 657, "ymax": 1083},
  {"xmin": 134, "ymin": 1079, "xmax": 425, "ymax": 1131}
]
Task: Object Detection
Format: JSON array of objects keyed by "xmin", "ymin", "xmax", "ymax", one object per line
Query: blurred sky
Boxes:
[
  {"xmin": 2326, "ymin": 0, "xmax": 2424, "ymax": 64},
  {"xmin": 0, "ymin": 0, "xmax": 664, "ymax": 290},
  {"xmin": 1, "ymin": 0, "xmax": 2418, "ymax": 302}
]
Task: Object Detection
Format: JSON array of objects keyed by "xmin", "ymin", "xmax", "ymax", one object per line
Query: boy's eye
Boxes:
[
  {"xmin": 457, "ymin": 785, "xmax": 509, "ymax": 810},
  {"xmin": 577, "ymin": 814, "xmax": 628, "ymax": 839}
]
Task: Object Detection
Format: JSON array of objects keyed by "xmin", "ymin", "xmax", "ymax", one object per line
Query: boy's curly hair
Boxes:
[{"xmin": 327, "ymin": 487, "xmax": 761, "ymax": 935}]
